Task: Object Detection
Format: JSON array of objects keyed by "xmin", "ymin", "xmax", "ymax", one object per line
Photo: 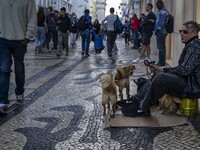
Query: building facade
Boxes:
[
  {"xmin": 96, "ymin": 0, "xmax": 106, "ymax": 22},
  {"xmin": 35, "ymin": 0, "xmax": 72, "ymax": 13}
]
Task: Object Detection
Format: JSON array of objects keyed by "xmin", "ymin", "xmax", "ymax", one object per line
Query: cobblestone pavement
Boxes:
[{"xmin": 0, "ymin": 38, "xmax": 200, "ymax": 150}]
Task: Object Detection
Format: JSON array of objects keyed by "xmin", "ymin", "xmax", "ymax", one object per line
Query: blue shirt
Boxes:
[{"xmin": 155, "ymin": 7, "xmax": 168, "ymax": 34}]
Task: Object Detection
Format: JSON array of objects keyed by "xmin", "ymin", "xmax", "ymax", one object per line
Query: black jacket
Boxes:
[
  {"xmin": 164, "ymin": 36, "xmax": 200, "ymax": 98},
  {"xmin": 57, "ymin": 14, "xmax": 70, "ymax": 33}
]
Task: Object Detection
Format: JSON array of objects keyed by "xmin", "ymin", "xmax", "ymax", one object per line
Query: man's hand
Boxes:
[
  {"xmin": 149, "ymin": 65, "xmax": 163, "ymax": 73},
  {"xmin": 20, "ymin": 38, "xmax": 30, "ymax": 45}
]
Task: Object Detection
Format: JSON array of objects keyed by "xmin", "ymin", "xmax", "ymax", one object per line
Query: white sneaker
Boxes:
[{"xmin": 132, "ymin": 57, "xmax": 144, "ymax": 63}]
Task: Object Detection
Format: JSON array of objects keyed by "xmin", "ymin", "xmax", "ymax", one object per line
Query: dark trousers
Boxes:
[
  {"xmin": 124, "ymin": 33, "xmax": 130, "ymax": 44},
  {"xmin": 46, "ymin": 26, "xmax": 58, "ymax": 50},
  {"xmin": 140, "ymin": 73, "xmax": 186, "ymax": 112},
  {"xmin": 0, "ymin": 38, "xmax": 26, "ymax": 104},
  {"xmin": 107, "ymin": 31, "xmax": 117, "ymax": 55}
]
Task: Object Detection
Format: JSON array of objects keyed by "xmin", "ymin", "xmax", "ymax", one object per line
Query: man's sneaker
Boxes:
[
  {"xmin": 16, "ymin": 95, "xmax": 24, "ymax": 105},
  {"xmin": 56, "ymin": 52, "xmax": 61, "ymax": 56},
  {"xmin": 0, "ymin": 104, "xmax": 8, "ymax": 114},
  {"xmin": 85, "ymin": 53, "xmax": 90, "ymax": 57},
  {"xmin": 137, "ymin": 109, "xmax": 150, "ymax": 116},
  {"xmin": 81, "ymin": 51, "xmax": 84, "ymax": 55},
  {"xmin": 132, "ymin": 57, "xmax": 144, "ymax": 63}
]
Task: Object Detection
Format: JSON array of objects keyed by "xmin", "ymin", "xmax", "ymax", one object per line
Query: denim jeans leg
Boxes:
[
  {"xmin": 133, "ymin": 30, "xmax": 139, "ymax": 47},
  {"xmin": 13, "ymin": 41, "xmax": 26, "ymax": 96},
  {"xmin": 140, "ymin": 73, "xmax": 186, "ymax": 112},
  {"xmin": 40, "ymin": 27, "xmax": 46, "ymax": 48},
  {"xmin": 51, "ymin": 27, "xmax": 58, "ymax": 49},
  {"xmin": 35, "ymin": 28, "xmax": 41, "ymax": 48},
  {"xmin": 85, "ymin": 30, "xmax": 91, "ymax": 54},
  {"xmin": 0, "ymin": 38, "xmax": 12, "ymax": 104},
  {"xmin": 156, "ymin": 32, "xmax": 167, "ymax": 66},
  {"xmin": 81, "ymin": 31, "xmax": 86, "ymax": 52}
]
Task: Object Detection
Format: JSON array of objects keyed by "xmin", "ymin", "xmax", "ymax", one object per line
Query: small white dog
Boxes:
[{"xmin": 99, "ymin": 73, "xmax": 118, "ymax": 117}]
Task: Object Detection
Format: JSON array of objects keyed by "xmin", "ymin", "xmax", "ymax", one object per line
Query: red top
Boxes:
[{"xmin": 131, "ymin": 17, "xmax": 140, "ymax": 30}]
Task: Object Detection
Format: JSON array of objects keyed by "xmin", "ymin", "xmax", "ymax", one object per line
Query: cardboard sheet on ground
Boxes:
[{"xmin": 110, "ymin": 106, "xmax": 188, "ymax": 127}]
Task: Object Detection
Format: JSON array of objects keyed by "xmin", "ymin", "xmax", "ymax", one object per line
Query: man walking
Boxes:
[
  {"xmin": 57, "ymin": 7, "xmax": 70, "ymax": 56},
  {"xmin": 79, "ymin": 9, "xmax": 92, "ymax": 57},
  {"xmin": 101, "ymin": 7, "xmax": 118, "ymax": 57},
  {"xmin": 0, "ymin": 0, "xmax": 37, "ymax": 114},
  {"xmin": 46, "ymin": 6, "xmax": 58, "ymax": 52}
]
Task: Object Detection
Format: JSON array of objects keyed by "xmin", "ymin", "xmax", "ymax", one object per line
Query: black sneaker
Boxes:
[
  {"xmin": 0, "ymin": 104, "xmax": 8, "ymax": 114},
  {"xmin": 85, "ymin": 53, "xmax": 90, "ymax": 57},
  {"xmin": 56, "ymin": 52, "xmax": 61, "ymax": 56},
  {"xmin": 16, "ymin": 95, "xmax": 24, "ymax": 105},
  {"xmin": 81, "ymin": 52, "xmax": 84, "ymax": 55},
  {"xmin": 137, "ymin": 109, "xmax": 150, "ymax": 116}
]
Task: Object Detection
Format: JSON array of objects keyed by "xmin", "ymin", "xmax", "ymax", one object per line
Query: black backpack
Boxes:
[
  {"xmin": 165, "ymin": 10, "xmax": 174, "ymax": 33},
  {"xmin": 114, "ymin": 15, "xmax": 123, "ymax": 34},
  {"xmin": 78, "ymin": 16, "xmax": 87, "ymax": 31}
]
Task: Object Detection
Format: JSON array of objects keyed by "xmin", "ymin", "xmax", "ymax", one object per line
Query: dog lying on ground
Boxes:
[
  {"xmin": 158, "ymin": 94, "xmax": 182, "ymax": 114},
  {"xmin": 99, "ymin": 73, "xmax": 118, "ymax": 117},
  {"xmin": 114, "ymin": 65, "xmax": 135, "ymax": 100}
]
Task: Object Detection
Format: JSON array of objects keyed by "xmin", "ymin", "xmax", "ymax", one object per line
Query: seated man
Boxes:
[{"xmin": 137, "ymin": 20, "xmax": 200, "ymax": 115}]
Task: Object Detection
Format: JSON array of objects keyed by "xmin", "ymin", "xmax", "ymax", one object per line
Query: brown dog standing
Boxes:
[
  {"xmin": 114, "ymin": 65, "xmax": 135, "ymax": 100},
  {"xmin": 99, "ymin": 73, "xmax": 118, "ymax": 117}
]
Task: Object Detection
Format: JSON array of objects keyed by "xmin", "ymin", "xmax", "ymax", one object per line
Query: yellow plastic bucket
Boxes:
[{"xmin": 179, "ymin": 98, "xmax": 198, "ymax": 117}]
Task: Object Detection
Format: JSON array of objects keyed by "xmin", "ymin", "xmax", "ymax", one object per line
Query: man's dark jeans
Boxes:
[
  {"xmin": 81, "ymin": 29, "xmax": 91, "ymax": 54},
  {"xmin": 107, "ymin": 31, "xmax": 117, "ymax": 56},
  {"xmin": 156, "ymin": 32, "xmax": 167, "ymax": 66},
  {"xmin": 140, "ymin": 73, "xmax": 186, "ymax": 112},
  {"xmin": 46, "ymin": 26, "xmax": 58, "ymax": 50},
  {"xmin": 0, "ymin": 38, "xmax": 26, "ymax": 104}
]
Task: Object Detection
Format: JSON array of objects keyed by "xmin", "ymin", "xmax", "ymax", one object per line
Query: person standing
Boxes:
[
  {"xmin": 131, "ymin": 14, "xmax": 140, "ymax": 49},
  {"xmin": 35, "ymin": 7, "xmax": 47, "ymax": 53},
  {"xmin": 0, "ymin": 0, "xmax": 37, "ymax": 114},
  {"xmin": 79, "ymin": 9, "xmax": 92, "ymax": 57},
  {"xmin": 69, "ymin": 15, "xmax": 78, "ymax": 48},
  {"xmin": 101, "ymin": 7, "xmax": 117, "ymax": 57},
  {"xmin": 46, "ymin": 6, "xmax": 58, "ymax": 52},
  {"xmin": 57, "ymin": 7, "xmax": 70, "ymax": 56},
  {"xmin": 155, "ymin": 0, "xmax": 168, "ymax": 66},
  {"xmin": 133, "ymin": 3, "xmax": 156, "ymax": 63},
  {"xmin": 123, "ymin": 19, "xmax": 131, "ymax": 46}
]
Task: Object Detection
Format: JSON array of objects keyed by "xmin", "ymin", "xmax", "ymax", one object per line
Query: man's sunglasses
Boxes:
[{"xmin": 179, "ymin": 30, "xmax": 189, "ymax": 34}]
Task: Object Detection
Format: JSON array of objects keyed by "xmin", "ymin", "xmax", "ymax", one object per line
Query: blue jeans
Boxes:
[
  {"xmin": 156, "ymin": 32, "xmax": 167, "ymax": 66},
  {"xmin": 132, "ymin": 30, "xmax": 139, "ymax": 48},
  {"xmin": 81, "ymin": 29, "xmax": 91, "ymax": 54},
  {"xmin": 140, "ymin": 73, "xmax": 186, "ymax": 112},
  {"xmin": 35, "ymin": 26, "xmax": 46, "ymax": 49},
  {"xmin": 0, "ymin": 38, "xmax": 27, "ymax": 104}
]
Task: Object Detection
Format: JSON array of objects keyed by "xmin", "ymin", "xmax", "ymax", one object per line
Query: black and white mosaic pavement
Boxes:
[{"xmin": 0, "ymin": 40, "xmax": 200, "ymax": 150}]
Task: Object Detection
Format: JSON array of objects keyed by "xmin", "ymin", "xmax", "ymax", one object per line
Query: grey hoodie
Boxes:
[{"xmin": 0, "ymin": 0, "xmax": 37, "ymax": 40}]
